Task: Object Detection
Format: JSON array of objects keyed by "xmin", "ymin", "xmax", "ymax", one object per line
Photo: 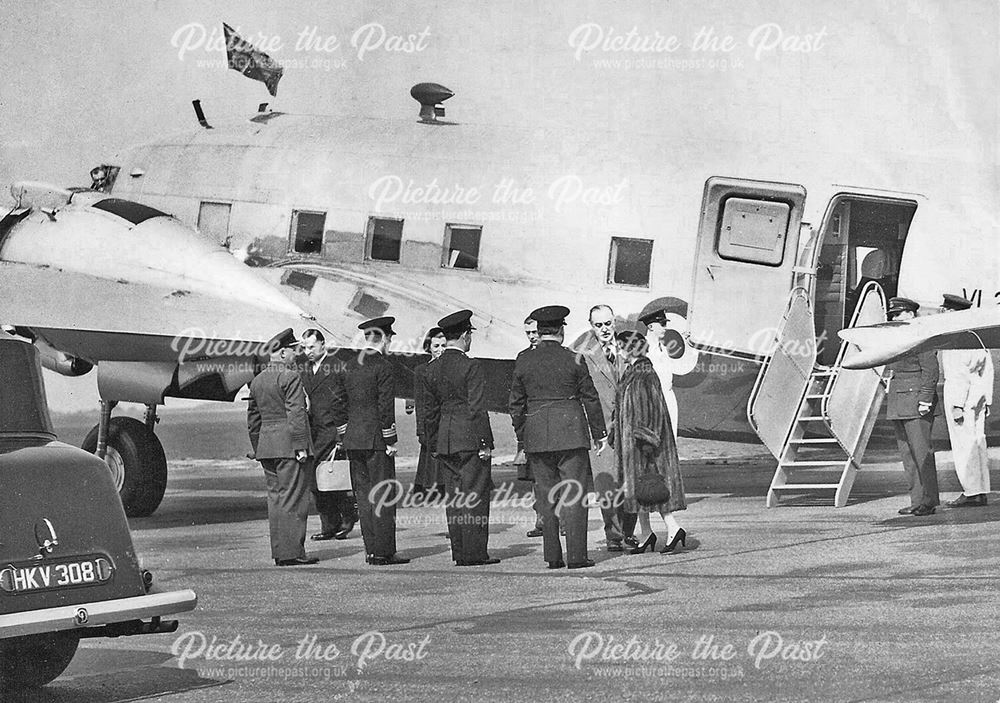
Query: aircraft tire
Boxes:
[
  {"xmin": 0, "ymin": 632, "xmax": 80, "ymax": 690},
  {"xmin": 82, "ymin": 416, "xmax": 168, "ymax": 517}
]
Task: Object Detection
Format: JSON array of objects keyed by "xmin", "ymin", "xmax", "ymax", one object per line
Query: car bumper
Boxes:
[{"xmin": 0, "ymin": 588, "xmax": 197, "ymax": 639}]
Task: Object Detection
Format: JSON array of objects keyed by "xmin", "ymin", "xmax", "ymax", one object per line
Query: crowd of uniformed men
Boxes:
[
  {"xmin": 247, "ymin": 302, "xmax": 690, "ymax": 568},
  {"xmin": 246, "ymin": 292, "xmax": 994, "ymax": 567}
]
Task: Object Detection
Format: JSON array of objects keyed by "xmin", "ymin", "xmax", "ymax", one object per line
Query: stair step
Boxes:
[
  {"xmin": 780, "ymin": 460, "xmax": 849, "ymax": 467},
  {"xmin": 797, "ymin": 416, "xmax": 828, "ymax": 421},
  {"xmin": 805, "ymin": 393, "xmax": 830, "ymax": 399},
  {"xmin": 771, "ymin": 483, "xmax": 840, "ymax": 490},
  {"xmin": 788, "ymin": 438, "xmax": 839, "ymax": 444}
]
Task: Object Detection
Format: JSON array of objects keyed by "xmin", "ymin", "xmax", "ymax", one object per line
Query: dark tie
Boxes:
[{"xmin": 605, "ymin": 346, "xmax": 615, "ymax": 364}]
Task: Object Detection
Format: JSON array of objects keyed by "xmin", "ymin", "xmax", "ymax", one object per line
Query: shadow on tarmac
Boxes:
[{"xmin": 4, "ymin": 648, "xmax": 227, "ymax": 702}]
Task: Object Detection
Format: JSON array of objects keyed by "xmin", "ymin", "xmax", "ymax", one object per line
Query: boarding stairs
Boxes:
[{"xmin": 747, "ymin": 283, "xmax": 888, "ymax": 507}]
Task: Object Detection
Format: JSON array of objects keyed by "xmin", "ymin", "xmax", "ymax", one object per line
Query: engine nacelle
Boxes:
[{"xmin": 34, "ymin": 338, "xmax": 94, "ymax": 377}]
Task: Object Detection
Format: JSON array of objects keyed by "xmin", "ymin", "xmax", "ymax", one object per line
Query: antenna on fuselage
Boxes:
[
  {"xmin": 410, "ymin": 83, "xmax": 455, "ymax": 124},
  {"xmin": 192, "ymin": 100, "xmax": 213, "ymax": 129}
]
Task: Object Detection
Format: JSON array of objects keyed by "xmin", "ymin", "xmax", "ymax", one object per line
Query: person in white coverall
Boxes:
[
  {"xmin": 938, "ymin": 294, "xmax": 994, "ymax": 508},
  {"xmin": 640, "ymin": 307, "xmax": 700, "ymax": 440}
]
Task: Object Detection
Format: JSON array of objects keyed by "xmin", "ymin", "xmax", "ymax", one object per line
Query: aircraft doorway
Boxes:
[{"xmin": 813, "ymin": 195, "xmax": 916, "ymax": 365}]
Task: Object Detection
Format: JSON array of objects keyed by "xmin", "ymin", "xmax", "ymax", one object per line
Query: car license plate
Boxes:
[{"xmin": 0, "ymin": 555, "xmax": 114, "ymax": 594}]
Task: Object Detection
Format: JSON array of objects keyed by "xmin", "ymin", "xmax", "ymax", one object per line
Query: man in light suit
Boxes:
[
  {"xmin": 885, "ymin": 298, "xmax": 940, "ymax": 517},
  {"xmin": 509, "ymin": 305, "xmax": 608, "ymax": 569},
  {"xmin": 576, "ymin": 304, "xmax": 637, "ymax": 552},
  {"xmin": 300, "ymin": 329, "xmax": 356, "ymax": 540},
  {"xmin": 248, "ymin": 329, "xmax": 318, "ymax": 566},
  {"xmin": 332, "ymin": 317, "xmax": 410, "ymax": 566},
  {"xmin": 423, "ymin": 309, "xmax": 498, "ymax": 566},
  {"xmin": 939, "ymin": 294, "xmax": 994, "ymax": 507}
]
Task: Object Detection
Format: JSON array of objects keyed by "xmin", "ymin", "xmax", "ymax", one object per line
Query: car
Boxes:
[{"xmin": 0, "ymin": 334, "xmax": 196, "ymax": 690}]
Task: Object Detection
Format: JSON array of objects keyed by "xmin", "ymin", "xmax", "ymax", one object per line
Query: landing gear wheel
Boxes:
[
  {"xmin": 0, "ymin": 632, "xmax": 80, "ymax": 690},
  {"xmin": 83, "ymin": 416, "xmax": 168, "ymax": 517}
]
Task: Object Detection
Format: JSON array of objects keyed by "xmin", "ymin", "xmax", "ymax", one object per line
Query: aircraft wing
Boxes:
[
  {"xmin": 1, "ymin": 261, "xmax": 334, "ymax": 403},
  {"xmin": 839, "ymin": 307, "xmax": 1000, "ymax": 369}
]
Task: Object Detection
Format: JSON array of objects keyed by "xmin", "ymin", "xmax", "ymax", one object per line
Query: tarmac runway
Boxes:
[{"xmin": 10, "ymin": 440, "xmax": 1000, "ymax": 703}]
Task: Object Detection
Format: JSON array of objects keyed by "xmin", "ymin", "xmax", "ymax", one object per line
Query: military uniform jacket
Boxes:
[
  {"xmin": 940, "ymin": 349, "xmax": 994, "ymax": 410},
  {"xmin": 332, "ymin": 350, "xmax": 398, "ymax": 450},
  {"xmin": 413, "ymin": 361, "xmax": 432, "ymax": 446},
  {"xmin": 509, "ymin": 340, "xmax": 607, "ymax": 452},
  {"xmin": 885, "ymin": 350, "xmax": 939, "ymax": 420},
  {"xmin": 423, "ymin": 348, "xmax": 494, "ymax": 454},
  {"xmin": 248, "ymin": 365, "xmax": 313, "ymax": 459},
  {"xmin": 300, "ymin": 354, "xmax": 342, "ymax": 461}
]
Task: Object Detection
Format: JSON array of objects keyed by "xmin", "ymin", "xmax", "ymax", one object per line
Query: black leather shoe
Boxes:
[
  {"xmin": 459, "ymin": 558, "xmax": 501, "ymax": 566},
  {"xmin": 911, "ymin": 505, "xmax": 936, "ymax": 516},
  {"xmin": 547, "ymin": 560, "xmax": 566, "ymax": 569},
  {"xmin": 310, "ymin": 532, "xmax": 337, "ymax": 541},
  {"xmin": 368, "ymin": 554, "xmax": 411, "ymax": 566},
  {"xmin": 333, "ymin": 524, "xmax": 355, "ymax": 540},
  {"xmin": 607, "ymin": 542, "xmax": 624, "ymax": 552},
  {"xmin": 275, "ymin": 556, "xmax": 320, "ymax": 566},
  {"xmin": 948, "ymin": 494, "xmax": 987, "ymax": 507},
  {"xmin": 623, "ymin": 536, "xmax": 639, "ymax": 549},
  {"xmin": 567, "ymin": 560, "xmax": 596, "ymax": 569},
  {"xmin": 897, "ymin": 506, "xmax": 917, "ymax": 515},
  {"xmin": 526, "ymin": 528, "xmax": 543, "ymax": 538}
]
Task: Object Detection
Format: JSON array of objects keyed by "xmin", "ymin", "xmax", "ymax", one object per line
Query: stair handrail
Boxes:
[
  {"xmin": 746, "ymin": 286, "xmax": 813, "ymax": 436},
  {"xmin": 822, "ymin": 281, "xmax": 887, "ymax": 418}
]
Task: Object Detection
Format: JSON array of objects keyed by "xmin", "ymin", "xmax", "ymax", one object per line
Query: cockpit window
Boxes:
[
  {"xmin": 0, "ymin": 341, "xmax": 55, "ymax": 437},
  {"xmin": 92, "ymin": 198, "xmax": 167, "ymax": 225}
]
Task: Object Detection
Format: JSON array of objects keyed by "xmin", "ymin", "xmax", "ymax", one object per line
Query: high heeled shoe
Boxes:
[
  {"xmin": 660, "ymin": 528, "xmax": 687, "ymax": 554},
  {"xmin": 628, "ymin": 533, "xmax": 657, "ymax": 554}
]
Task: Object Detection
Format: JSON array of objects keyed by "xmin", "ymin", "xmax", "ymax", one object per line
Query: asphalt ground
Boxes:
[{"xmin": 11, "ymin": 428, "xmax": 1000, "ymax": 703}]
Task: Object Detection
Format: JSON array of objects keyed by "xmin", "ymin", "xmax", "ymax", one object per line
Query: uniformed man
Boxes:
[
  {"xmin": 332, "ymin": 317, "xmax": 409, "ymax": 565},
  {"xmin": 939, "ymin": 293, "xmax": 994, "ymax": 507},
  {"xmin": 885, "ymin": 297, "xmax": 940, "ymax": 516},
  {"xmin": 247, "ymin": 329, "xmax": 318, "ymax": 566},
  {"xmin": 509, "ymin": 305, "xmax": 609, "ymax": 569},
  {"xmin": 516, "ymin": 316, "xmax": 546, "ymax": 538},
  {"xmin": 300, "ymin": 329, "xmax": 356, "ymax": 540},
  {"xmin": 423, "ymin": 309, "xmax": 499, "ymax": 566}
]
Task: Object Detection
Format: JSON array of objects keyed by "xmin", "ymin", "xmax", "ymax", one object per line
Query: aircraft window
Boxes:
[
  {"xmin": 717, "ymin": 197, "xmax": 789, "ymax": 266},
  {"xmin": 91, "ymin": 198, "xmax": 167, "ymax": 225},
  {"xmin": 442, "ymin": 224, "xmax": 482, "ymax": 270},
  {"xmin": 608, "ymin": 237, "xmax": 653, "ymax": 287},
  {"xmin": 367, "ymin": 216, "xmax": 403, "ymax": 262},
  {"xmin": 291, "ymin": 210, "xmax": 326, "ymax": 255},
  {"xmin": 197, "ymin": 202, "xmax": 231, "ymax": 244}
]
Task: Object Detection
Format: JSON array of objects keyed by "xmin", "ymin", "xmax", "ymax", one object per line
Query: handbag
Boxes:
[
  {"xmin": 315, "ymin": 452, "xmax": 351, "ymax": 492},
  {"xmin": 634, "ymin": 472, "xmax": 670, "ymax": 506}
]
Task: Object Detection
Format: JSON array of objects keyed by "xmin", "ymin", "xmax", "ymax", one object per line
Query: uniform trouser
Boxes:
[
  {"xmin": 348, "ymin": 450, "xmax": 398, "ymax": 558},
  {"xmin": 531, "ymin": 483, "xmax": 545, "ymax": 530},
  {"xmin": 530, "ymin": 448, "xmax": 591, "ymax": 565},
  {"xmin": 261, "ymin": 458, "xmax": 311, "ymax": 561},
  {"xmin": 314, "ymin": 490, "xmax": 356, "ymax": 534},
  {"xmin": 438, "ymin": 451, "xmax": 493, "ymax": 562},
  {"xmin": 894, "ymin": 416, "xmax": 939, "ymax": 508},
  {"xmin": 592, "ymin": 460, "xmax": 635, "ymax": 543},
  {"xmin": 945, "ymin": 406, "xmax": 990, "ymax": 496}
]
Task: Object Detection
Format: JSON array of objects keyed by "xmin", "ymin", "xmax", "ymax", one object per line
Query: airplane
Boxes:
[
  {"xmin": 82, "ymin": 84, "xmax": 999, "ymax": 488},
  {"xmin": 0, "ymin": 182, "xmax": 328, "ymax": 517}
]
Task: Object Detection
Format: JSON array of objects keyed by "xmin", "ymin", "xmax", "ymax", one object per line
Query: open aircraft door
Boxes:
[{"xmin": 687, "ymin": 177, "xmax": 807, "ymax": 359}]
